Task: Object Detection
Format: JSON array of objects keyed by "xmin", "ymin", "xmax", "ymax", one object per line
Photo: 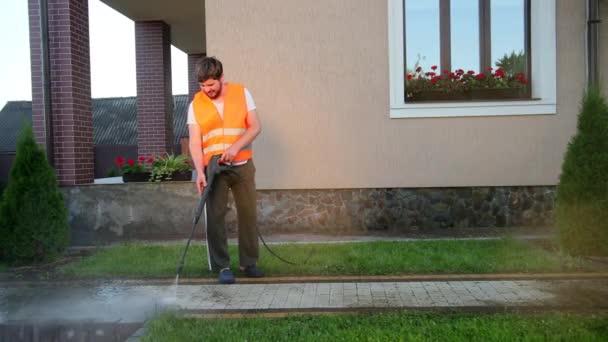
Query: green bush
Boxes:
[
  {"xmin": 0, "ymin": 122, "xmax": 69, "ymax": 265},
  {"xmin": 555, "ymin": 87, "xmax": 608, "ymax": 256}
]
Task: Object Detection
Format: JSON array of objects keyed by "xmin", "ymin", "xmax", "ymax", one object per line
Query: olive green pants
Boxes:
[{"xmin": 204, "ymin": 160, "xmax": 258, "ymax": 272}]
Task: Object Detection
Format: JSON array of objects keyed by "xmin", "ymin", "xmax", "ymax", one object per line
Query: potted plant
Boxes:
[
  {"xmin": 149, "ymin": 153, "xmax": 193, "ymax": 182},
  {"xmin": 406, "ymin": 65, "xmax": 528, "ymax": 102},
  {"xmin": 116, "ymin": 156, "xmax": 153, "ymax": 182}
]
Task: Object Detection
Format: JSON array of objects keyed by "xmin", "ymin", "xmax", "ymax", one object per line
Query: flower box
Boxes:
[
  {"xmin": 409, "ymin": 90, "xmax": 471, "ymax": 102},
  {"xmin": 405, "ymin": 65, "xmax": 528, "ymax": 103},
  {"xmin": 470, "ymin": 87, "xmax": 522, "ymax": 101},
  {"xmin": 163, "ymin": 170, "xmax": 193, "ymax": 182},
  {"xmin": 122, "ymin": 172, "xmax": 152, "ymax": 183}
]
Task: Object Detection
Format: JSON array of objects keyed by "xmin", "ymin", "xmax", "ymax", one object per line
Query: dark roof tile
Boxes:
[{"xmin": 0, "ymin": 95, "xmax": 191, "ymax": 152}]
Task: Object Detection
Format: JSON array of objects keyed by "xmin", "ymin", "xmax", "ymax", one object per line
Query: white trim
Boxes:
[{"xmin": 388, "ymin": 0, "xmax": 557, "ymax": 118}]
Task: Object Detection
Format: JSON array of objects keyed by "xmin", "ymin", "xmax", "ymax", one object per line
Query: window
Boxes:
[{"xmin": 389, "ymin": 0, "xmax": 557, "ymax": 118}]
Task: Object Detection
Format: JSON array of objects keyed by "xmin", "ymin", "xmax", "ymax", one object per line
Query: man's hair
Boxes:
[{"xmin": 195, "ymin": 56, "xmax": 223, "ymax": 82}]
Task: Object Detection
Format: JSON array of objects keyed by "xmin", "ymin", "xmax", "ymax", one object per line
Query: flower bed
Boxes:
[{"xmin": 114, "ymin": 153, "xmax": 193, "ymax": 182}]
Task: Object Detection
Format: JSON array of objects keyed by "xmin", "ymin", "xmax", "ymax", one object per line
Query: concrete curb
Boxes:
[
  {"xmin": 3, "ymin": 272, "xmax": 608, "ymax": 287},
  {"xmin": 180, "ymin": 306, "xmax": 608, "ymax": 319}
]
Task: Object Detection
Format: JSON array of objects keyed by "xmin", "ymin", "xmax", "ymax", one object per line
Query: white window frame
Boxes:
[{"xmin": 388, "ymin": 0, "xmax": 557, "ymax": 118}]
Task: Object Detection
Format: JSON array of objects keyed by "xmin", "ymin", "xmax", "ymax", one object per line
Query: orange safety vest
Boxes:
[{"xmin": 192, "ymin": 83, "xmax": 253, "ymax": 166}]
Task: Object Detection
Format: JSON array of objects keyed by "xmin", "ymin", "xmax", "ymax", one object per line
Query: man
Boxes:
[{"xmin": 187, "ymin": 56, "xmax": 263, "ymax": 284}]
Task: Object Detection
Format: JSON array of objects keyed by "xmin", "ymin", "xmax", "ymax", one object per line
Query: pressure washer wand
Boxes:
[
  {"xmin": 176, "ymin": 155, "xmax": 223, "ymax": 277},
  {"xmin": 175, "ymin": 179, "xmax": 213, "ymax": 276}
]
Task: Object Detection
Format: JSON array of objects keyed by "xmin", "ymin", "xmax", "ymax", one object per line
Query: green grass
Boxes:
[
  {"xmin": 142, "ymin": 311, "xmax": 608, "ymax": 341},
  {"xmin": 58, "ymin": 238, "xmax": 589, "ymax": 279}
]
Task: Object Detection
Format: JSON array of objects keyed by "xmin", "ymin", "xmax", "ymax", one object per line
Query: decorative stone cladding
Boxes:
[
  {"xmin": 63, "ymin": 184, "xmax": 555, "ymax": 245},
  {"xmin": 225, "ymin": 186, "xmax": 555, "ymax": 234}
]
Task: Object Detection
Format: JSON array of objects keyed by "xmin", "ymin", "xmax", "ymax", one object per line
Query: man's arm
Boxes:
[
  {"xmin": 220, "ymin": 109, "xmax": 262, "ymax": 163},
  {"xmin": 188, "ymin": 123, "xmax": 207, "ymax": 193}
]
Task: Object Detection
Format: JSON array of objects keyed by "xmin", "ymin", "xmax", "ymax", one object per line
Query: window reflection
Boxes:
[
  {"xmin": 450, "ymin": 0, "xmax": 479, "ymax": 73},
  {"xmin": 491, "ymin": 0, "xmax": 526, "ymax": 76},
  {"xmin": 405, "ymin": 0, "xmax": 440, "ymax": 74}
]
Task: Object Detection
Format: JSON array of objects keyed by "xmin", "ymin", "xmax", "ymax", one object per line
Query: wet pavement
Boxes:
[
  {"xmin": 2, "ymin": 277, "xmax": 608, "ymax": 324},
  {"xmin": 1, "ymin": 276, "xmax": 607, "ymax": 341}
]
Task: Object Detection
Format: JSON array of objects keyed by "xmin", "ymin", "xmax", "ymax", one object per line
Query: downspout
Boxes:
[
  {"xmin": 39, "ymin": 0, "xmax": 54, "ymax": 166},
  {"xmin": 586, "ymin": 0, "xmax": 601, "ymax": 87}
]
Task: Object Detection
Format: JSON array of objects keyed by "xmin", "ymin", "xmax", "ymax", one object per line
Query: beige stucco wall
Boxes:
[{"xmin": 205, "ymin": 0, "xmax": 586, "ymax": 190}]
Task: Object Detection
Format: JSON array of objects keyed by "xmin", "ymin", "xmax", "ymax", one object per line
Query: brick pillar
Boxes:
[
  {"xmin": 135, "ymin": 21, "xmax": 174, "ymax": 157},
  {"xmin": 28, "ymin": 0, "xmax": 94, "ymax": 185},
  {"xmin": 187, "ymin": 53, "xmax": 205, "ymax": 100}
]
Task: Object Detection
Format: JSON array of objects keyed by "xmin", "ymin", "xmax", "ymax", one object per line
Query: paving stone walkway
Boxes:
[
  {"xmin": 2, "ymin": 277, "xmax": 607, "ymax": 324},
  {"xmin": 170, "ymin": 278, "xmax": 608, "ymax": 312},
  {"xmin": 2, "ymin": 276, "xmax": 607, "ymax": 341}
]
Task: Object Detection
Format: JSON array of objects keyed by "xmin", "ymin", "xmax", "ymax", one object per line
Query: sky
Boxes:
[{"xmin": 0, "ymin": 0, "xmax": 188, "ymax": 109}]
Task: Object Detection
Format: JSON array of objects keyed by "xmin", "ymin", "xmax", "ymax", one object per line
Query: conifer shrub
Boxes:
[
  {"xmin": 0, "ymin": 122, "xmax": 69, "ymax": 264},
  {"xmin": 555, "ymin": 87, "xmax": 608, "ymax": 255}
]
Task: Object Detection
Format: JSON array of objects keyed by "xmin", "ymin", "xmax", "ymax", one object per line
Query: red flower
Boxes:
[
  {"xmin": 147, "ymin": 157, "xmax": 154, "ymax": 163},
  {"xmin": 467, "ymin": 70, "xmax": 475, "ymax": 75},
  {"xmin": 449, "ymin": 72, "xmax": 456, "ymax": 79},
  {"xmin": 475, "ymin": 73, "xmax": 485, "ymax": 80},
  {"xmin": 431, "ymin": 77, "xmax": 438, "ymax": 85},
  {"xmin": 519, "ymin": 78, "xmax": 528, "ymax": 84},
  {"xmin": 115, "ymin": 157, "xmax": 124, "ymax": 165},
  {"xmin": 517, "ymin": 73, "xmax": 525, "ymax": 79},
  {"xmin": 431, "ymin": 65, "xmax": 438, "ymax": 71},
  {"xmin": 138, "ymin": 156, "xmax": 145, "ymax": 163},
  {"xmin": 416, "ymin": 66, "xmax": 422, "ymax": 72},
  {"xmin": 127, "ymin": 159, "xmax": 135, "ymax": 166},
  {"xmin": 185, "ymin": 160, "xmax": 190, "ymax": 164},
  {"xmin": 488, "ymin": 67, "xmax": 493, "ymax": 71},
  {"xmin": 407, "ymin": 74, "xmax": 413, "ymax": 80},
  {"xmin": 456, "ymin": 69, "xmax": 464, "ymax": 75},
  {"xmin": 494, "ymin": 69, "xmax": 506, "ymax": 78}
]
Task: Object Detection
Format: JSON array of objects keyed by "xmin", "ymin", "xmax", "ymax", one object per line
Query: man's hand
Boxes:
[
  {"xmin": 196, "ymin": 173, "xmax": 207, "ymax": 194},
  {"xmin": 220, "ymin": 145, "xmax": 240, "ymax": 164}
]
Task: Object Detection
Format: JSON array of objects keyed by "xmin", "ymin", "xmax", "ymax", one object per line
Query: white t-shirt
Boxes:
[{"xmin": 187, "ymin": 88, "xmax": 256, "ymax": 124}]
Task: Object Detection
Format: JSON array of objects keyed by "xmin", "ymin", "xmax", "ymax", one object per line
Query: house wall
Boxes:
[{"xmin": 205, "ymin": 0, "xmax": 586, "ymax": 190}]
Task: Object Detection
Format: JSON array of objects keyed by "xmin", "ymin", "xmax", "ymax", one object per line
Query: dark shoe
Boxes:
[
  {"xmin": 242, "ymin": 264, "xmax": 265, "ymax": 278},
  {"xmin": 218, "ymin": 268, "xmax": 235, "ymax": 284}
]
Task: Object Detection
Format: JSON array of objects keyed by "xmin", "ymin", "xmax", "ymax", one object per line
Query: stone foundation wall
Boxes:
[
  {"xmin": 63, "ymin": 184, "xmax": 555, "ymax": 246},
  {"xmin": 253, "ymin": 187, "xmax": 555, "ymax": 233}
]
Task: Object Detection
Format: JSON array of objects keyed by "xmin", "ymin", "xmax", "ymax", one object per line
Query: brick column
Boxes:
[
  {"xmin": 135, "ymin": 21, "xmax": 174, "ymax": 157},
  {"xmin": 28, "ymin": 0, "xmax": 94, "ymax": 185},
  {"xmin": 187, "ymin": 53, "xmax": 205, "ymax": 100}
]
